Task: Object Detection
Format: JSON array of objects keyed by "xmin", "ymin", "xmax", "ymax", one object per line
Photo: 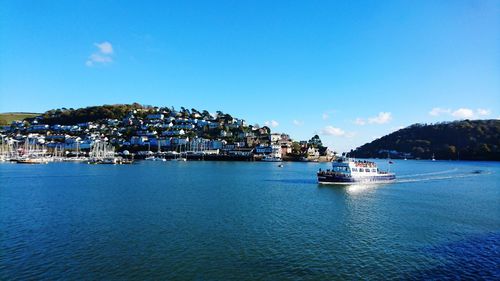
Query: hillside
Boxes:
[
  {"xmin": 0, "ymin": 112, "xmax": 40, "ymax": 125},
  {"xmin": 351, "ymin": 120, "xmax": 500, "ymax": 161}
]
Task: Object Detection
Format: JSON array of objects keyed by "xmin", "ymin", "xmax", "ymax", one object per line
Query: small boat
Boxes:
[
  {"xmin": 88, "ymin": 157, "xmax": 117, "ymax": 164},
  {"xmin": 16, "ymin": 157, "xmax": 48, "ymax": 164},
  {"xmin": 278, "ymin": 164, "xmax": 284, "ymax": 168},
  {"xmin": 317, "ymin": 157, "xmax": 395, "ymax": 184},
  {"xmin": 120, "ymin": 159, "xmax": 134, "ymax": 164},
  {"xmin": 261, "ymin": 154, "xmax": 282, "ymax": 162},
  {"xmin": 173, "ymin": 157, "xmax": 187, "ymax": 161}
]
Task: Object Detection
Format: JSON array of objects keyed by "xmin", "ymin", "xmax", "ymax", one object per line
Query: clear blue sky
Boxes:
[{"xmin": 1, "ymin": 0, "xmax": 498, "ymax": 152}]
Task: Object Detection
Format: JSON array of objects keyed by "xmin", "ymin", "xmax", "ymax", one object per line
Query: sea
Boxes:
[{"xmin": 1, "ymin": 160, "xmax": 499, "ymax": 280}]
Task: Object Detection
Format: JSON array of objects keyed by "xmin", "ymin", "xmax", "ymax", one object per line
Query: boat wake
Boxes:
[
  {"xmin": 395, "ymin": 169, "xmax": 491, "ymax": 184},
  {"xmin": 397, "ymin": 168, "xmax": 458, "ymax": 178}
]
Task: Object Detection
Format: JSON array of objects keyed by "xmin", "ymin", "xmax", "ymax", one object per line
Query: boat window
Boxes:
[
  {"xmin": 365, "ymin": 169, "xmax": 370, "ymax": 172},
  {"xmin": 334, "ymin": 166, "xmax": 350, "ymax": 173},
  {"xmin": 352, "ymin": 168, "xmax": 357, "ymax": 172},
  {"xmin": 372, "ymin": 169, "xmax": 376, "ymax": 172}
]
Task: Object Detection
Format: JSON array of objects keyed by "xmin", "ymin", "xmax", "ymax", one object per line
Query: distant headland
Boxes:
[{"xmin": 350, "ymin": 120, "xmax": 500, "ymax": 161}]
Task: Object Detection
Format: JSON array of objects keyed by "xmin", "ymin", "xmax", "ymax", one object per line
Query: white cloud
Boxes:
[
  {"xmin": 321, "ymin": 126, "xmax": 355, "ymax": 138},
  {"xmin": 355, "ymin": 112, "xmax": 392, "ymax": 126},
  {"xmin": 367, "ymin": 112, "xmax": 392, "ymax": 124},
  {"xmin": 354, "ymin": 118, "xmax": 366, "ymax": 126},
  {"xmin": 321, "ymin": 126, "xmax": 345, "ymax": 136},
  {"xmin": 477, "ymin": 108, "xmax": 491, "ymax": 116},
  {"xmin": 429, "ymin": 107, "xmax": 451, "ymax": 116},
  {"xmin": 429, "ymin": 107, "xmax": 492, "ymax": 119},
  {"xmin": 95, "ymin": 42, "xmax": 113, "ymax": 54},
  {"xmin": 292, "ymin": 120, "xmax": 304, "ymax": 126},
  {"xmin": 88, "ymin": 53, "xmax": 112, "ymax": 64},
  {"xmin": 86, "ymin": 41, "xmax": 114, "ymax": 67},
  {"xmin": 264, "ymin": 120, "xmax": 279, "ymax": 127},
  {"xmin": 451, "ymin": 108, "xmax": 474, "ymax": 119}
]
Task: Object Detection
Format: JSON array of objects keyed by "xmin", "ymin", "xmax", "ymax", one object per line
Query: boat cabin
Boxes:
[{"xmin": 331, "ymin": 158, "xmax": 380, "ymax": 176}]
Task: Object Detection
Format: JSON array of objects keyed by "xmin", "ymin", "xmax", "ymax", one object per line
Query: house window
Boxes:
[{"xmin": 352, "ymin": 168, "xmax": 357, "ymax": 172}]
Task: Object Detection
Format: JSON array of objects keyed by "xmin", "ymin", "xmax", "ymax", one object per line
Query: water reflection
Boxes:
[
  {"xmin": 318, "ymin": 182, "xmax": 390, "ymax": 196},
  {"xmin": 345, "ymin": 183, "xmax": 386, "ymax": 195}
]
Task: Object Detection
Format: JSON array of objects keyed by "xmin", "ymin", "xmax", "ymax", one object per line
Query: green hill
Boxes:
[
  {"xmin": 40, "ymin": 103, "xmax": 145, "ymax": 125},
  {"xmin": 0, "ymin": 112, "xmax": 40, "ymax": 125},
  {"xmin": 351, "ymin": 120, "xmax": 500, "ymax": 161}
]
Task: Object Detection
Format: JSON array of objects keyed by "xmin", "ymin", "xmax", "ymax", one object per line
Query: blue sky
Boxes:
[{"xmin": 0, "ymin": 0, "xmax": 498, "ymax": 152}]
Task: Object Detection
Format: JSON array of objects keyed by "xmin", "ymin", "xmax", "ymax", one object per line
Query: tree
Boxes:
[
  {"xmin": 308, "ymin": 135, "xmax": 323, "ymax": 148},
  {"xmin": 201, "ymin": 110, "xmax": 211, "ymax": 120},
  {"xmin": 292, "ymin": 141, "xmax": 303, "ymax": 155}
]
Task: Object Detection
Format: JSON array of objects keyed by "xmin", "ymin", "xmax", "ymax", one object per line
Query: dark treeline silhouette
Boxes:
[
  {"xmin": 40, "ymin": 103, "xmax": 146, "ymax": 125},
  {"xmin": 38, "ymin": 103, "xmax": 222, "ymax": 125},
  {"xmin": 351, "ymin": 120, "xmax": 500, "ymax": 161}
]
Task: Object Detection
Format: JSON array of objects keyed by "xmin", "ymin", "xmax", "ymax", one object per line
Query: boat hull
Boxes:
[
  {"xmin": 16, "ymin": 158, "xmax": 49, "ymax": 164},
  {"xmin": 317, "ymin": 173, "xmax": 395, "ymax": 185},
  {"xmin": 261, "ymin": 159, "xmax": 282, "ymax": 162}
]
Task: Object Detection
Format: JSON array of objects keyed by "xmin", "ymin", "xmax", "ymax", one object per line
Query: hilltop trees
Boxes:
[
  {"xmin": 351, "ymin": 120, "xmax": 500, "ymax": 161},
  {"xmin": 308, "ymin": 135, "xmax": 323, "ymax": 148},
  {"xmin": 41, "ymin": 104, "xmax": 144, "ymax": 125}
]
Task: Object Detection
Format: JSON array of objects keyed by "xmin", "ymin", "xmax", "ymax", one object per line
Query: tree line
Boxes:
[{"xmin": 351, "ymin": 120, "xmax": 500, "ymax": 161}]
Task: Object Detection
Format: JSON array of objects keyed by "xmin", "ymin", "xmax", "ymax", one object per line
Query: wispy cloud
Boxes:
[
  {"xmin": 429, "ymin": 107, "xmax": 451, "ymax": 116},
  {"xmin": 451, "ymin": 108, "xmax": 474, "ymax": 119},
  {"xmin": 321, "ymin": 110, "xmax": 338, "ymax": 121},
  {"xmin": 292, "ymin": 120, "xmax": 304, "ymax": 126},
  {"xmin": 354, "ymin": 112, "xmax": 392, "ymax": 125},
  {"xmin": 368, "ymin": 112, "xmax": 392, "ymax": 124},
  {"xmin": 95, "ymin": 42, "xmax": 113, "ymax": 54},
  {"xmin": 321, "ymin": 126, "xmax": 355, "ymax": 138},
  {"xmin": 354, "ymin": 118, "xmax": 366, "ymax": 126},
  {"xmin": 477, "ymin": 108, "xmax": 491, "ymax": 116},
  {"xmin": 429, "ymin": 107, "xmax": 492, "ymax": 119},
  {"xmin": 86, "ymin": 41, "xmax": 114, "ymax": 67},
  {"xmin": 264, "ymin": 120, "xmax": 279, "ymax": 128}
]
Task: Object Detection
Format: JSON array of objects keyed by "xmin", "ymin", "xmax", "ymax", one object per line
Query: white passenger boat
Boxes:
[{"xmin": 317, "ymin": 157, "xmax": 395, "ymax": 184}]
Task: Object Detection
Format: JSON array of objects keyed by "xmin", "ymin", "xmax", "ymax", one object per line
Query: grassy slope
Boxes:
[{"xmin": 0, "ymin": 113, "xmax": 39, "ymax": 125}]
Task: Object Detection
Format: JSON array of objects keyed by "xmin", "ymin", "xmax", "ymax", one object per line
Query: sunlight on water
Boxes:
[{"xmin": 345, "ymin": 183, "xmax": 385, "ymax": 194}]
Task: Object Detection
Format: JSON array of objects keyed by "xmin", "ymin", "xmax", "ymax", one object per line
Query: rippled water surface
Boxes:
[{"xmin": 1, "ymin": 160, "xmax": 499, "ymax": 280}]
